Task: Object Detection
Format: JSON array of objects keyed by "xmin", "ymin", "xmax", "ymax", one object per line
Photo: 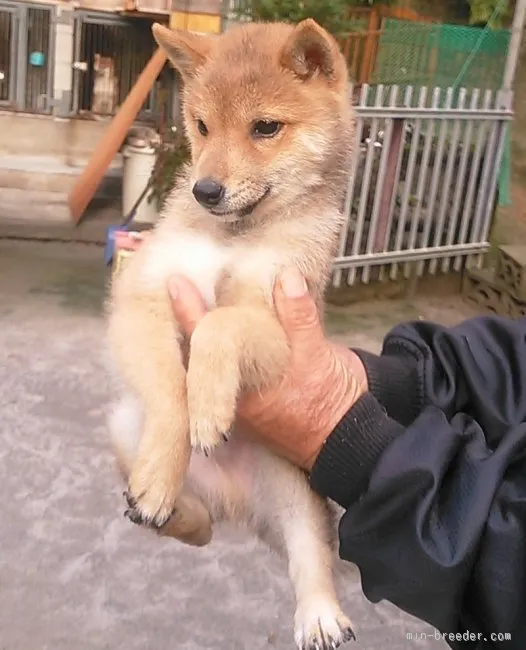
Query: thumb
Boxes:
[
  {"xmin": 168, "ymin": 275, "xmax": 208, "ymax": 336},
  {"xmin": 274, "ymin": 268, "xmax": 325, "ymax": 349}
]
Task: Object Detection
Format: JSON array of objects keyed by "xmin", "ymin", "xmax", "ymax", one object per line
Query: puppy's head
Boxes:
[{"xmin": 153, "ymin": 20, "xmax": 353, "ymax": 224}]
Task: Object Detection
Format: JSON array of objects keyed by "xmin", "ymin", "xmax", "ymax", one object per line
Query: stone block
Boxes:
[
  {"xmin": 462, "ymin": 267, "xmax": 526, "ymax": 319},
  {"xmin": 496, "ymin": 245, "xmax": 526, "ymax": 300}
]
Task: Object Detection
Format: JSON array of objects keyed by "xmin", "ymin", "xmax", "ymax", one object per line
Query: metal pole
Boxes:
[{"xmin": 502, "ymin": 0, "xmax": 526, "ymax": 92}]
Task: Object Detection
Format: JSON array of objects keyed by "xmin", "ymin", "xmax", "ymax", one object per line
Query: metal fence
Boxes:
[
  {"xmin": 0, "ymin": 0, "xmax": 54, "ymax": 113},
  {"xmin": 71, "ymin": 11, "xmax": 174, "ymax": 122},
  {"xmin": 332, "ymin": 83, "xmax": 513, "ymax": 287}
]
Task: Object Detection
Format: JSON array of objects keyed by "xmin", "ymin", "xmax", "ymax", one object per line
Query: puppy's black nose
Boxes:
[{"xmin": 192, "ymin": 178, "xmax": 225, "ymax": 207}]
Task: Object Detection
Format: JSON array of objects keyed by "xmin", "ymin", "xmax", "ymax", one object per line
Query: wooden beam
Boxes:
[{"xmin": 68, "ymin": 47, "xmax": 167, "ymax": 224}]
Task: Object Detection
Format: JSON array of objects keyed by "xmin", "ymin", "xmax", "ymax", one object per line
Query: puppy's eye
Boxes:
[
  {"xmin": 197, "ymin": 119, "xmax": 208, "ymax": 136},
  {"xmin": 252, "ymin": 120, "xmax": 282, "ymax": 138}
]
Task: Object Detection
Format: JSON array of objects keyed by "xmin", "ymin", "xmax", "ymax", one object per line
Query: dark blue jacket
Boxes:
[{"xmin": 310, "ymin": 315, "xmax": 526, "ymax": 650}]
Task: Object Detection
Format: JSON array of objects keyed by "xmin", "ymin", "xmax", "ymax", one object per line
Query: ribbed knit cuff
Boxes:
[
  {"xmin": 354, "ymin": 349, "xmax": 422, "ymax": 426},
  {"xmin": 310, "ymin": 392, "xmax": 404, "ymax": 509}
]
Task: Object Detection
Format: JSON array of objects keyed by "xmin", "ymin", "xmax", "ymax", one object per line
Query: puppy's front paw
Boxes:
[
  {"xmin": 124, "ymin": 460, "xmax": 181, "ymax": 529},
  {"xmin": 294, "ymin": 600, "xmax": 356, "ymax": 650},
  {"xmin": 186, "ymin": 337, "xmax": 239, "ymax": 454},
  {"xmin": 189, "ymin": 412, "xmax": 233, "ymax": 453},
  {"xmin": 187, "ymin": 386, "xmax": 236, "ymax": 453}
]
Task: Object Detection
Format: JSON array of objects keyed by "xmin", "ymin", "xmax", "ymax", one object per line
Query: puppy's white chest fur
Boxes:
[{"xmin": 141, "ymin": 230, "xmax": 282, "ymax": 307}]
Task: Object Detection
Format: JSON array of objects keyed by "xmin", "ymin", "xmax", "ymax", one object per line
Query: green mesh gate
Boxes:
[
  {"xmin": 369, "ymin": 19, "xmax": 511, "ymax": 205},
  {"xmin": 371, "ymin": 19, "xmax": 510, "ymax": 90}
]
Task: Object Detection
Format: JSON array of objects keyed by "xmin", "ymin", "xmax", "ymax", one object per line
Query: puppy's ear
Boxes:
[
  {"xmin": 152, "ymin": 23, "xmax": 212, "ymax": 80},
  {"xmin": 280, "ymin": 19, "xmax": 346, "ymax": 86}
]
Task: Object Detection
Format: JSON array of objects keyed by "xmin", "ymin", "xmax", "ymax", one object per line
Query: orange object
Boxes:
[{"xmin": 68, "ymin": 47, "xmax": 168, "ymax": 224}]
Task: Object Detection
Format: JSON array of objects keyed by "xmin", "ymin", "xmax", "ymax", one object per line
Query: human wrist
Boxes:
[
  {"xmin": 309, "ymin": 393, "xmax": 404, "ymax": 507},
  {"xmin": 302, "ymin": 348, "xmax": 368, "ymax": 469},
  {"xmin": 353, "ymin": 348, "xmax": 422, "ymax": 425}
]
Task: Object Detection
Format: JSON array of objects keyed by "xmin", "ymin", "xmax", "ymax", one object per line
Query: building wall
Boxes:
[
  {"xmin": 1, "ymin": 0, "xmax": 177, "ymax": 117},
  {"xmin": 0, "ymin": 1, "xmax": 177, "ymax": 163},
  {"xmin": 0, "ymin": 3, "xmax": 103, "ymax": 162},
  {"xmin": 0, "ymin": 111, "xmax": 109, "ymax": 164}
]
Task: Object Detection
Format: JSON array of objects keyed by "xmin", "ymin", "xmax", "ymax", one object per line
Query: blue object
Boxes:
[
  {"xmin": 103, "ymin": 174, "xmax": 153, "ymax": 265},
  {"xmin": 104, "ymin": 224, "xmax": 129, "ymax": 266},
  {"xmin": 29, "ymin": 51, "xmax": 45, "ymax": 67}
]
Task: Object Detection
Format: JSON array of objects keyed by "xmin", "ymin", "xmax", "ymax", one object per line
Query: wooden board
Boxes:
[{"xmin": 68, "ymin": 47, "xmax": 167, "ymax": 224}]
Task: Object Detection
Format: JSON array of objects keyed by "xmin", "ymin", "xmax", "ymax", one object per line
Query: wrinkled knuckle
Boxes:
[{"xmin": 289, "ymin": 302, "xmax": 320, "ymax": 329}]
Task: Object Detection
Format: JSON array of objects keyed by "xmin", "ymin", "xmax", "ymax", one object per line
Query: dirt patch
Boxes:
[{"xmin": 326, "ymin": 294, "xmax": 481, "ymax": 352}]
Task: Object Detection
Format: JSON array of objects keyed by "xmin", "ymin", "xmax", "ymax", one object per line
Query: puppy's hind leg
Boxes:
[
  {"xmin": 108, "ymin": 293, "xmax": 191, "ymax": 529},
  {"xmin": 108, "ymin": 393, "xmax": 213, "ymax": 548},
  {"xmin": 254, "ymin": 453, "xmax": 355, "ymax": 650}
]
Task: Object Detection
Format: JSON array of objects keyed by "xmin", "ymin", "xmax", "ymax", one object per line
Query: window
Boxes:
[
  {"xmin": 72, "ymin": 11, "xmax": 175, "ymax": 122},
  {"xmin": 0, "ymin": 1, "xmax": 54, "ymax": 113}
]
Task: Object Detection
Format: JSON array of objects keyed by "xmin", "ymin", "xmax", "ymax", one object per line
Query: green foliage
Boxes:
[
  {"xmin": 149, "ymin": 126, "xmax": 191, "ymax": 211},
  {"xmin": 467, "ymin": 0, "xmax": 511, "ymax": 27},
  {"xmin": 236, "ymin": 0, "xmax": 392, "ymax": 35}
]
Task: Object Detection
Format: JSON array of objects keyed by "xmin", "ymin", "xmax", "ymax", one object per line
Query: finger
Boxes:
[
  {"xmin": 115, "ymin": 231, "xmax": 141, "ymax": 252},
  {"xmin": 274, "ymin": 267, "xmax": 325, "ymax": 349},
  {"xmin": 168, "ymin": 275, "xmax": 208, "ymax": 335},
  {"xmin": 129, "ymin": 230, "xmax": 152, "ymax": 249}
]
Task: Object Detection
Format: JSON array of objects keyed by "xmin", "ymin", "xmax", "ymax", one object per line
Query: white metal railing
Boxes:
[{"xmin": 332, "ymin": 83, "xmax": 513, "ymax": 286}]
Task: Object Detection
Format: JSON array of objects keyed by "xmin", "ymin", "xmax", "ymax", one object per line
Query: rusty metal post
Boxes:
[
  {"xmin": 360, "ymin": 8, "xmax": 379, "ymax": 84},
  {"xmin": 374, "ymin": 118, "xmax": 405, "ymax": 252}
]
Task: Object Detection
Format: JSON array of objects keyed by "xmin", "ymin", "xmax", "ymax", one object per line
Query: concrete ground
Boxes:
[{"xmin": 0, "ymin": 240, "xmax": 481, "ymax": 650}]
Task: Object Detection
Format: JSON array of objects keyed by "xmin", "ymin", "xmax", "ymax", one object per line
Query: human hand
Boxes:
[
  {"xmin": 113, "ymin": 230, "xmax": 149, "ymax": 252},
  {"xmin": 168, "ymin": 268, "xmax": 368, "ymax": 470}
]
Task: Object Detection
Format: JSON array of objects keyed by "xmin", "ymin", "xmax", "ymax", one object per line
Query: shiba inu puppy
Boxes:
[{"xmin": 107, "ymin": 18, "xmax": 356, "ymax": 649}]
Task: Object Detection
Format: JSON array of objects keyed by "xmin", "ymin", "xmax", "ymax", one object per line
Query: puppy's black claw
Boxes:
[
  {"xmin": 342, "ymin": 627, "xmax": 356, "ymax": 643},
  {"xmin": 124, "ymin": 507, "xmax": 146, "ymax": 526},
  {"xmin": 221, "ymin": 433, "xmax": 229, "ymax": 442},
  {"xmin": 123, "ymin": 488, "xmax": 144, "ymax": 510},
  {"xmin": 123, "ymin": 502, "xmax": 176, "ymax": 531},
  {"xmin": 123, "ymin": 489, "xmax": 134, "ymax": 506}
]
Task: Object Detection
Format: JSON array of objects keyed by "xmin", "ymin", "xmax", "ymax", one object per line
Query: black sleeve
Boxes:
[
  {"xmin": 355, "ymin": 315, "xmax": 526, "ymax": 439},
  {"xmin": 310, "ymin": 315, "xmax": 526, "ymax": 648}
]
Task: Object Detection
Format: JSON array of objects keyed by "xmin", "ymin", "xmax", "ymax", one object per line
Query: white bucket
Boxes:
[{"xmin": 122, "ymin": 143, "xmax": 158, "ymax": 225}]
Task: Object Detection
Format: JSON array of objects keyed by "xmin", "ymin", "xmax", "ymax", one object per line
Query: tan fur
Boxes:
[
  {"xmin": 106, "ymin": 19, "xmax": 356, "ymax": 650},
  {"xmin": 92, "ymin": 53, "xmax": 119, "ymax": 115}
]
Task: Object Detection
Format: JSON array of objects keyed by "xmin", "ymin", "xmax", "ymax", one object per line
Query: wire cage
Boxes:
[
  {"xmin": 0, "ymin": 0, "xmax": 53, "ymax": 113},
  {"xmin": 72, "ymin": 11, "xmax": 175, "ymax": 123},
  {"xmin": 25, "ymin": 6, "xmax": 52, "ymax": 111},
  {"xmin": 0, "ymin": 6, "xmax": 13, "ymax": 105}
]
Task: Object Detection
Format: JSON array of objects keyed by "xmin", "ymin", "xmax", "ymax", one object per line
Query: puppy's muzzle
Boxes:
[{"xmin": 192, "ymin": 178, "xmax": 225, "ymax": 209}]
